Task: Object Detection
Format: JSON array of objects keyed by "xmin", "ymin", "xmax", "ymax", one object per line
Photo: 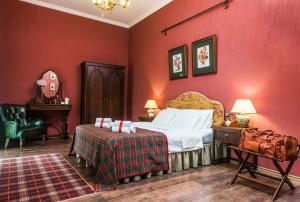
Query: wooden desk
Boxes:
[{"xmin": 28, "ymin": 104, "xmax": 71, "ymax": 139}]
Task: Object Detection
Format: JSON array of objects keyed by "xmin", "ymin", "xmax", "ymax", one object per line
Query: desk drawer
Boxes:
[{"xmin": 215, "ymin": 130, "xmax": 240, "ymax": 145}]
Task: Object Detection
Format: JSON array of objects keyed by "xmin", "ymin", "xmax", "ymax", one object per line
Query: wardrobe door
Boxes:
[
  {"xmin": 106, "ymin": 68, "xmax": 124, "ymax": 120},
  {"xmin": 86, "ymin": 66, "xmax": 106, "ymax": 124}
]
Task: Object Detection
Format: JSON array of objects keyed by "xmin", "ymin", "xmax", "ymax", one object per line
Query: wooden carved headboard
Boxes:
[{"xmin": 165, "ymin": 92, "xmax": 224, "ymax": 126}]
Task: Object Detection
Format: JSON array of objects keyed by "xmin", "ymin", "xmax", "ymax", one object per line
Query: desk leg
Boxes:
[
  {"xmin": 227, "ymin": 144, "xmax": 231, "ymax": 163},
  {"xmin": 212, "ymin": 130, "xmax": 215, "ymax": 165},
  {"xmin": 68, "ymin": 132, "xmax": 76, "ymax": 156},
  {"xmin": 64, "ymin": 111, "xmax": 70, "ymax": 139}
]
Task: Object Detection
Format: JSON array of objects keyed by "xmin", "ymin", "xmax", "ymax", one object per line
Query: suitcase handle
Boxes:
[{"xmin": 261, "ymin": 131, "xmax": 275, "ymax": 142}]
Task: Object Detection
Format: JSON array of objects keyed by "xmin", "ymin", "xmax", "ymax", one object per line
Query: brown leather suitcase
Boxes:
[{"xmin": 239, "ymin": 128, "xmax": 298, "ymax": 161}]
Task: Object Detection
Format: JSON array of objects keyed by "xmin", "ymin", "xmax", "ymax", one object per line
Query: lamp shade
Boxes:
[
  {"xmin": 231, "ymin": 99, "xmax": 256, "ymax": 114},
  {"xmin": 144, "ymin": 100, "xmax": 158, "ymax": 109}
]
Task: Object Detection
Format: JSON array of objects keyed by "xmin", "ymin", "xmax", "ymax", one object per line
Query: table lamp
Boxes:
[
  {"xmin": 144, "ymin": 99, "xmax": 158, "ymax": 118},
  {"xmin": 231, "ymin": 99, "xmax": 256, "ymax": 128}
]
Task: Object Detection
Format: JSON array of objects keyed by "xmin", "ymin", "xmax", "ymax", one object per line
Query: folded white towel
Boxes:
[
  {"xmin": 95, "ymin": 118, "xmax": 112, "ymax": 128},
  {"xmin": 113, "ymin": 120, "xmax": 132, "ymax": 127},
  {"xmin": 111, "ymin": 126, "xmax": 136, "ymax": 134},
  {"xmin": 130, "ymin": 126, "xmax": 136, "ymax": 133},
  {"xmin": 96, "ymin": 118, "xmax": 112, "ymax": 123},
  {"xmin": 95, "ymin": 122, "xmax": 111, "ymax": 129}
]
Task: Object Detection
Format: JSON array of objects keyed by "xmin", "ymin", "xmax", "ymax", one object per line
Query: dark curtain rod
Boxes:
[{"xmin": 161, "ymin": 0, "xmax": 230, "ymax": 35}]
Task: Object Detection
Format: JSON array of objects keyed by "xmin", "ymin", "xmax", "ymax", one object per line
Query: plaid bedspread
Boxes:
[{"xmin": 74, "ymin": 124, "xmax": 169, "ymax": 191}]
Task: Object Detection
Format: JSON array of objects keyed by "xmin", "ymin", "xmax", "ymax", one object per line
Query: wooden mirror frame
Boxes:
[{"xmin": 31, "ymin": 69, "xmax": 63, "ymax": 104}]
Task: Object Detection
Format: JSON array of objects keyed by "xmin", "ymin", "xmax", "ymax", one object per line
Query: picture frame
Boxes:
[
  {"xmin": 50, "ymin": 72, "xmax": 57, "ymax": 80},
  {"xmin": 192, "ymin": 35, "xmax": 216, "ymax": 76},
  {"xmin": 228, "ymin": 113, "xmax": 238, "ymax": 126},
  {"xmin": 50, "ymin": 83, "xmax": 56, "ymax": 91},
  {"xmin": 168, "ymin": 45, "xmax": 188, "ymax": 80}
]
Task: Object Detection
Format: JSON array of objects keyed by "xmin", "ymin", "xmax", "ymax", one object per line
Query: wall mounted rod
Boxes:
[{"xmin": 161, "ymin": 0, "xmax": 230, "ymax": 35}]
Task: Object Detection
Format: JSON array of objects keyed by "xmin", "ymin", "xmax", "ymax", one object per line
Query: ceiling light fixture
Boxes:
[{"xmin": 91, "ymin": 0, "xmax": 130, "ymax": 16}]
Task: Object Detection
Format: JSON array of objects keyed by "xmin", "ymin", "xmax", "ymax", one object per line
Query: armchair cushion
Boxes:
[{"xmin": 3, "ymin": 121, "xmax": 18, "ymax": 139}]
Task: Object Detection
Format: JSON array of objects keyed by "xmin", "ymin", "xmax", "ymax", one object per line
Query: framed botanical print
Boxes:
[
  {"xmin": 168, "ymin": 45, "xmax": 188, "ymax": 80},
  {"xmin": 192, "ymin": 35, "xmax": 216, "ymax": 76}
]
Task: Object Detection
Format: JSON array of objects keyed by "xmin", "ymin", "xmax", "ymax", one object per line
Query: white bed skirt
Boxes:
[{"xmin": 168, "ymin": 142, "xmax": 227, "ymax": 173}]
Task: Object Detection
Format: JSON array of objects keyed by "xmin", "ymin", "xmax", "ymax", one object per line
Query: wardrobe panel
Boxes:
[
  {"xmin": 106, "ymin": 69, "xmax": 124, "ymax": 120},
  {"xmin": 87, "ymin": 68, "xmax": 106, "ymax": 124}
]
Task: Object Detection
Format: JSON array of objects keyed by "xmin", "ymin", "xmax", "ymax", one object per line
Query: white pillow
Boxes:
[
  {"xmin": 192, "ymin": 109, "xmax": 214, "ymax": 130},
  {"xmin": 168, "ymin": 109, "xmax": 214, "ymax": 130},
  {"xmin": 165, "ymin": 108, "xmax": 181, "ymax": 124},
  {"xmin": 152, "ymin": 109, "xmax": 176, "ymax": 125},
  {"xmin": 168, "ymin": 109, "xmax": 199, "ymax": 129}
]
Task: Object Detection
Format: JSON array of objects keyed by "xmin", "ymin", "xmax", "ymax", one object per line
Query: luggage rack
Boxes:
[{"xmin": 228, "ymin": 145, "xmax": 300, "ymax": 201}]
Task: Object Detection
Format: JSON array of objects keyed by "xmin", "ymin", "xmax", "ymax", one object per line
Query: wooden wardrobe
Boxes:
[{"xmin": 81, "ymin": 62, "xmax": 125, "ymax": 124}]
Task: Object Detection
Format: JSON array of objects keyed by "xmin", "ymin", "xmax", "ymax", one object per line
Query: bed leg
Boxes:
[
  {"xmin": 124, "ymin": 178, "xmax": 130, "ymax": 184},
  {"xmin": 146, "ymin": 173, "xmax": 152, "ymax": 179},
  {"xmin": 157, "ymin": 171, "xmax": 164, "ymax": 176},
  {"xmin": 133, "ymin": 175, "xmax": 141, "ymax": 182},
  {"xmin": 76, "ymin": 153, "xmax": 81, "ymax": 164}
]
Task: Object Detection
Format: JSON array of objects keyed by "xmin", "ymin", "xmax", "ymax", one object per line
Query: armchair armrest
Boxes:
[
  {"xmin": 4, "ymin": 121, "xmax": 18, "ymax": 139},
  {"xmin": 27, "ymin": 119, "xmax": 44, "ymax": 128}
]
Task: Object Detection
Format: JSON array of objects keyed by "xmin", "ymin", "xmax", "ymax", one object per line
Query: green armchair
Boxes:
[{"xmin": 0, "ymin": 104, "xmax": 46, "ymax": 150}]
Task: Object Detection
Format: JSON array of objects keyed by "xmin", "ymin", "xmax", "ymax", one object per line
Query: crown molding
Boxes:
[
  {"xmin": 19, "ymin": 0, "xmax": 129, "ymax": 28},
  {"xmin": 19, "ymin": 0, "xmax": 173, "ymax": 28},
  {"xmin": 128, "ymin": 0, "xmax": 173, "ymax": 28}
]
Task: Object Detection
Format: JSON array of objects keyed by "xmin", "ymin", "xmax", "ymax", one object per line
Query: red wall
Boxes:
[
  {"xmin": 129, "ymin": 0, "xmax": 300, "ymax": 175},
  {"xmin": 0, "ymin": 0, "xmax": 129, "ymax": 135},
  {"xmin": 1, "ymin": 0, "xmax": 300, "ymax": 175}
]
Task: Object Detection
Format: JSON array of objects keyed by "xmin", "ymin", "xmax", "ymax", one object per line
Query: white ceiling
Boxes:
[{"xmin": 20, "ymin": 0, "xmax": 173, "ymax": 28}]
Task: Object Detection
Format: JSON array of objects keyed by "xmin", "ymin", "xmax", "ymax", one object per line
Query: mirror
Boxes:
[
  {"xmin": 32, "ymin": 70, "xmax": 63, "ymax": 104},
  {"xmin": 41, "ymin": 70, "xmax": 59, "ymax": 98}
]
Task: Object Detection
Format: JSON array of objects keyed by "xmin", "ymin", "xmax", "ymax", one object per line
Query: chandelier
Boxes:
[{"xmin": 92, "ymin": 0, "xmax": 130, "ymax": 16}]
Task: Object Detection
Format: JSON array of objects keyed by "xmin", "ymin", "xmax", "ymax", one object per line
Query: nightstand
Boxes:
[
  {"xmin": 212, "ymin": 125, "xmax": 258, "ymax": 167},
  {"xmin": 138, "ymin": 115, "xmax": 154, "ymax": 122}
]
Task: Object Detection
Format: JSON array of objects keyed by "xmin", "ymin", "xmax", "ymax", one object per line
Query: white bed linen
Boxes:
[
  {"xmin": 132, "ymin": 122, "xmax": 213, "ymax": 153},
  {"xmin": 166, "ymin": 108, "xmax": 214, "ymax": 130},
  {"xmin": 152, "ymin": 109, "xmax": 176, "ymax": 125}
]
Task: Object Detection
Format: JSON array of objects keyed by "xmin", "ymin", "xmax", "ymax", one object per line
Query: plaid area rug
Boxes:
[{"xmin": 0, "ymin": 153, "xmax": 94, "ymax": 202}]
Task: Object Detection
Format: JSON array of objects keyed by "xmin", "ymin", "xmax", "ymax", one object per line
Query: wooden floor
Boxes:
[{"xmin": 1, "ymin": 139, "xmax": 300, "ymax": 202}]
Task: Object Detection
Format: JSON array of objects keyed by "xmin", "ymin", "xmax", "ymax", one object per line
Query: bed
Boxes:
[
  {"xmin": 134, "ymin": 91, "xmax": 226, "ymax": 172},
  {"xmin": 74, "ymin": 92, "xmax": 226, "ymax": 191}
]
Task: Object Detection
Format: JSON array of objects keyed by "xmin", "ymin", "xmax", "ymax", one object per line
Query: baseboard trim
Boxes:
[
  {"xmin": 256, "ymin": 166, "xmax": 300, "ymax": 182},
  {"xmin": 229, "ymin": 160, "xmax": 300, "ymax": 182}
]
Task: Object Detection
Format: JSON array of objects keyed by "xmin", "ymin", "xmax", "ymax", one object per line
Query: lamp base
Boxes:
[
  {"xmin": 147, "ymin": 108, "xmax": 155, "ymax": 118},
  {"xmin": 236, "ymin": 114, "xmax": 250, "ymax": 128}
]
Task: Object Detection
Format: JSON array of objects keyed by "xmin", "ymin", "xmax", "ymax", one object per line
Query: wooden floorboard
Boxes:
[{"xmin": 0, "ymin": 139, "xmax": 299, "ymax": 202}]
